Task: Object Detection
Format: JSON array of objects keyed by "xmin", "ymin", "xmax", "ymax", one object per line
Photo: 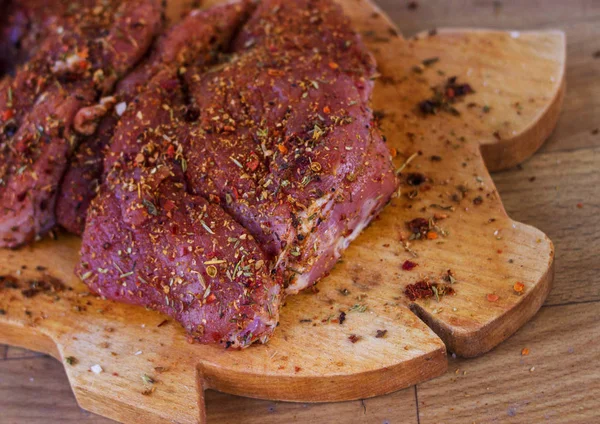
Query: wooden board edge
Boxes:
[
  {"xmin": 199, "ymin": 343, "xmax": 448, "ymax": 402},
  {"xmin": 410, "ymin": 226, "xmax": 554, "ymax": 357},
  {"xmin": 481, "ymin": 76, "xmax": 566, "ymax": 172},
  {"xmin": 414, "ymin": 28, "xmax": 567, "ymax": 172}
]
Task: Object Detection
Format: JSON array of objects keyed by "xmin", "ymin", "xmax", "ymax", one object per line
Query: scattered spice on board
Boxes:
[
  {"xmin": 405, "ymin": 281, "xmax": 455, "ymax": 301},
  {"xmin": 513, "ymin": 282, "xmax": 525, "ymax": 294},
  {"xmin": 577, "ymin": 203, "xmax": 583, "ymax": 209},
  {"xmin": 65, "ymin": 356, "xmax": 77, "ymax": 365},
  {"xmin": 521, "ymin": 347, "xmax": 530, "ymax": 356},
  {"xmin": 593, "ymin": 50, "xmax": 600, "ymax": 59},
  {"xmin": 348, "ymin": 334, "xmax": 361, "ymax": 343},
  {"xmin": 339, "ymin": 311, "xmax": 347, "ymax": 325},
  {"xmin": 142, "ymin": 387, "xmax": 156, "ymax": 396},
  {"xmin": 402, "ymin": 260, "xmax": 418, "ymax": 271},
  {"xmin": 592, "ymin": 128, "xmax": 599, "ymax": 135},
  {"xmin": 142, "ymin": 374, "xmax": 156, "ymax": 384},
  {"xmin": 338, "ymin": 288, "xmax": 350, "ymax": 296},
  {"xmin": 0, "ymin": 275, "xmax": 19, "ymax": 289},
  {"xmin": 487, "ymin": 293, "xmax": 499, "ymax": 302},
  {"xmin": 443, "ymin": 269, "xmax": 457, "ymax": 284},
  {"xmin": 20, "ymin": 276, "xmax": 66, "ymax": 298},
  {"xmin": 408, "ymin": 1, "xmax": 419, "ymax": 10},
  {"xmin": 375, "ymin": 329, "xmax": 388, "ymax": 338},
  {"xmin": 418, "ymin": 76, "xmax": 474, "ymax": 116},
  {"xmin": 350, "ymin": 303, "xmax": 368, "ymax": 313}
]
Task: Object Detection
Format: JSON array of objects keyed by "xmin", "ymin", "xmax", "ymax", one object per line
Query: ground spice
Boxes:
[
  {"xmin": 418, "ymin": 76, "xmax": 474, "ymax": 116},
  {"xmin": 348, "ymin": 334, "xmax": 361, "ymax": 343},
  {"xmin": 375, "ymin": 329, "xmax": 387, "ymax": 338},
  {"xmin": 405, "ymin": 281, "xmax": 454, "ymax": 301},
  {"xmin": 402, "ymin": 260, "xmax": 418, "ymax": 271},
  {"xmin": 513, "ymin": 282, "xmax": 525, "ymax": 294},
  {"xmin": 487, "ymin": 293, "xmax": 499, "ymax": 302}
]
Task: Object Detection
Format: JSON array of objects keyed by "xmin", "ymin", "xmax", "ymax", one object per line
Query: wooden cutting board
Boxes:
[{"xmin": 0, "ymin": 1, "xmax": 565, "ymax": 423}]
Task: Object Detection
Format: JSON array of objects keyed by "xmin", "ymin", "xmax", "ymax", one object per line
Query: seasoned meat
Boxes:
[
  {"xmin": 57, "ymin": 1, "xmax": 253, "ymax": 235},
  {"xmin": 0, "ymin": 0, "xmax": 162, "ymax": 247},
  {"xmin": 183, "ymin": 0, "xmax": 399, "ymax": 293},
  {"xmin": 81, "ymin": 0, "xmax": 396, "ymax": 347},
  {"xmin": 0, "ymin": 0, "xmax": 70, "ymax": 76},
  {"xmin": 79, "ymin": 66, "xmax": 281, "ymax": 348}
]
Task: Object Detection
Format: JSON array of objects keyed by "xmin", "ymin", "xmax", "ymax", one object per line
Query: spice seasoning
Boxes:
[
  {"xmin": 405, "ymin": 281, "xmax": 455, "ymax": 301},
  {"xmin": 348, "ymin": 334, "xmax": 361, "ymax": 343},
  {"xmin": 486, "ymin": 293, "xmax": 499, "ymax": 302},
  {"xmin": 375, "ymin": 329, "xmax": 387, "ymax": 338},
  {"xmin": 402, "ymin": 260, "xmax": 418, "ymax": 271},
  {"xmin": 418, "ymin": 76, "xmax": 474, "ymax": 116}
]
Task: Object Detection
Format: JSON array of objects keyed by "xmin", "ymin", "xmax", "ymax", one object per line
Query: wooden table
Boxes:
[{"xmin": 1, "ymin": 0, "xmax": 598, "ymax": 422}]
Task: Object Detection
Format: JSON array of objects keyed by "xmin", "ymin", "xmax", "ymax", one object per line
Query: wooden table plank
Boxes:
[
  {"xmin": 416, "ymin": 302, "xmax": 600, "ymax": 423},
  {"xmin": 493, "ymin": 147, "xmax": 600, "ymax": 305},
  {"xmin": 206, "ymin": 388, "xmax": 416, "ymax": 423},
  {"xmin": 0, "ymin": 356, "xmax": 114, "ymax": 424}
]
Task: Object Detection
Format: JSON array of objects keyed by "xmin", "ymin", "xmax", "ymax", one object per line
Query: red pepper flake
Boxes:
[
  {"xmin": 577, "ymin": 203, "xmax": 583, "ymax": 209},
  {"xmin": 513, "ymin": 282, "xmax": 525, "ymax": 294},
  {"xmin": 205, "ymin": 293, "xmax": 217, "ymax": 304},
  {"xmin": 163, "ymin": 199, "xmax": 176, "ymax": 212},
  {"xmin": 426, "ymin": 231, "xmax": 438, "ymax": 240},
  {"xmin": 348, "ymin": 334, "xmax": 361, "ymax": 343},
  {"xmin": 166, "ymin": 144, "xmax": 175, "ymax": 158},
  {"xmin": 277, "ymin": 143, "xmax": 288, "ymax": 154},
  {"xmin": 402, "ymin": 260, "xmax": 418, "ymax": 271},
  {"xmin": 389, "ymin": 147, "xmax": 397, "ymax": 158},
  {"xmin": 487, "ymin": 293, "xmax": 499, "ymax": 302},
  {"xmin": 1, "ymin": 109, "xmax": 14, "ymax": 121},
  {"xmin": 246, "ymin": 154, "xmax": 259, "ymax": 172},
  {"xmin": 328, "ymin": 61, "xmax": 339, "ymax": 70},
  {"xmin": 521, "ymin": 347, "xmax": 530, "ymax": 356},
  {"xmin": 323, "ymin": 105, "xmax": 331, "ymax": 114},
  {"xmin": 294, "ymin": 366, "xmax": 302, "ymax": 373},
  {"xmin": 405, "ymin": 281, "xmax": 454, "ymax": 301}
]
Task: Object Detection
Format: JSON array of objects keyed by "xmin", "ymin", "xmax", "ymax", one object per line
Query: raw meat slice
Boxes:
[
  {"xmin": 78, "ymin": 68, "xmax": 281, "ymax": 348},
  {"xmin": 183, "ymin": 0, "xmax": 399, "ymax": 293},
  {"xmin": 80, "ymin": 0, "xmax": 396, "ymax": 347},
  {"xmin": 57, "ymin": 0, "xmax": 253, "ymax": 234},
  {"xmin": 0, "ymin": 0, "xmax": 163, "ymax": 247}
]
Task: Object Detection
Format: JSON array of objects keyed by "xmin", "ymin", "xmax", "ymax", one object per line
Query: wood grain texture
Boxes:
[
  {"xmin": 417, "ymin": 302, "xmax": 600, "ymax": 423},
  {"xmin": 0, "ymin": 0, "xmax": 571, "ymax": 423}
]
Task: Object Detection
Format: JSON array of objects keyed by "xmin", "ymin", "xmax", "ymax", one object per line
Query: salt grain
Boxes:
[{"xmin": 115, "ymin": 102, "xmax": 127, "ymax": 116}]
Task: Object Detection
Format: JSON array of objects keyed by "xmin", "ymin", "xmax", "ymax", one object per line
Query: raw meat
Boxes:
[
  {"xmin": 57, "ymin": 0, "xmax": 253, "ymax": 234},
  {"xmin": 0, "ymin": 0, "xmax": 162, "ymax": 247}
]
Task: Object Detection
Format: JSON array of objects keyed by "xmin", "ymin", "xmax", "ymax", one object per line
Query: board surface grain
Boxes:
[{"xmin": 0, "ymin": 1, "xmax": 565, "ymax": 423}]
